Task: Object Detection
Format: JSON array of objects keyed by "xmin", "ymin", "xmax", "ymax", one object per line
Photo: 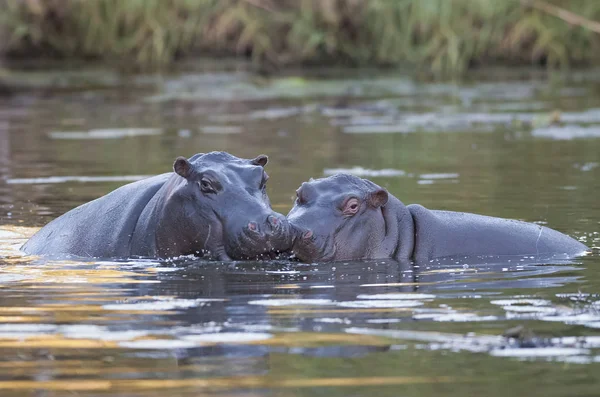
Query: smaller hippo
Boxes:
[
  {"xmin": 22, "ymin": 152, "xmax": 293, "ymax": 260},
  {"xmin": 287, "ymin": 174, "xmax": 589, "ymax": 263}
]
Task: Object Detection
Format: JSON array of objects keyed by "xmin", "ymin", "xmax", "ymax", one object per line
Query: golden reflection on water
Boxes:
[
  {"xmin": 0, "ymin": 221, "xmax": 598, "ymax": 396},
  {"xmin": 0, "ymin": 226, "xmax": 431, "ymax": 394},
  {"xmin": 0, "ymin": 226, "xmax": 33, "ymax": 260},
  {"xmin": 0, "ymin": 375, "xmax": 462, "ymax": 392},
  {"xmin": 0, "ymin": 332, "xmax": 390, "ymax": 350}
]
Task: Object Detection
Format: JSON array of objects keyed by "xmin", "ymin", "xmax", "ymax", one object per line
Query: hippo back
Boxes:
[
  {"xmin": 408, "ymin": 204, "xmax": 588, "ymax": 262},
  {"xmin": 22, "ymin": 173, "xmax": 171, "ymax": 258}
]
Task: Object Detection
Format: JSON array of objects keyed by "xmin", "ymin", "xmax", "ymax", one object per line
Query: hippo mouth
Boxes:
[
  {"xmin": 290, "ymin": 228, "xmax": 337, "ymax": 263},
  {"xmin": 233, "ymin": 231, "xmax": 276, "ymax": 259},
  {"xmin": 226, "ymin": 216, "xmax": 294, "ymax": 260}
]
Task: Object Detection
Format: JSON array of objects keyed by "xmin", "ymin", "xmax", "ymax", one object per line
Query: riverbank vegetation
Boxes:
[{"xmin": 1, "ymin": 0, "xmax": 600, "ymax": 76}]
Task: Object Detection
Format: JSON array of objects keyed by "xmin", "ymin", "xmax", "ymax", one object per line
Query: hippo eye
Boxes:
[
  {"xmin": 343, "ymin": 198, "xmax": 360, "ymax": 216},
  {"xmin": 199, "ymin": 178, "xmax": 216, "ymax": 194}
]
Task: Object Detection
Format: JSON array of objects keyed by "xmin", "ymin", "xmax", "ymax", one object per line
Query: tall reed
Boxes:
[{"xmin": 1, "ymin": 0, "xmax": 599, "ymax": 75}]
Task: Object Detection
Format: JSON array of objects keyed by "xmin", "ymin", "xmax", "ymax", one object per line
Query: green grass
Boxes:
[{"xmin": 1, "ymin": 0, "xmax": 600, "ymax": 76}]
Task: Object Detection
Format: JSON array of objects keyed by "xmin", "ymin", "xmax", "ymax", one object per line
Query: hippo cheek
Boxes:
[{"xmin": 191, "ymin": 218, "xmax": 231, "ymax": 260}]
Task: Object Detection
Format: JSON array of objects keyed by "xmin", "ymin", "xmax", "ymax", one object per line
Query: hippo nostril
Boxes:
[
  {"xmin": 303, "ymin": 230, "xmax": 313, "ymax": 240},
  {"xmin": 267, "ymin": 215, "xmax": 279, "ymax": 227},
  {"xmin": 248, "ymin": 222, "xmax": 258, "ymax": 232}
]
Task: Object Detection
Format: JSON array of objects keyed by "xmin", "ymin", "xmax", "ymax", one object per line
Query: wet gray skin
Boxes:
[
  {"xmin": 21, "ymin": 152, "xmax": 293, "ymax": 260},
  {"xmin": 287, "ymin": 174, "xmax": 589, "ymax": 263}
]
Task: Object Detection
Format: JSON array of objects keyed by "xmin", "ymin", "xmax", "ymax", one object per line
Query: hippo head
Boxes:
[
  {"xmin": 287, "ymin": 174, "xmax": 390, "ymax": 262},
  {"xmin": 157, "ymin": 152, "xmax": 293, "ymax": 260}
]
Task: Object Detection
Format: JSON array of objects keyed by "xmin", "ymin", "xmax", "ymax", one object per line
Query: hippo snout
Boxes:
[
  {"xmin": 288, "ymin": 224, "xmax": 331, "ymax": 262},
  {"xmin": 234, "ymin": 212, "xmax": 294, "ymax": 258},
  {"xmin": 301, "ymin": 230, "xmax": 313, "ymax": 240},
  {"xmin": 265, "ymin": 213, "xmax": 294, "ymax": 252},
  {"xmin": 244, "ymin": 214, "xmax": 288, "ymax": 237},
  {"xmin": 266, "ymin": 213, "xmax": 289, "ymax": 235},
  {"xmin": 267, "ymin": 215, "xmax": 279, "ymax": 227},
  {"xmin": 287, "ymin": 223, "xmax": 314, "ymax": 243},
  {"xmin": 247, "ymin": 221, "xmax": 259, "ymax": 233}
]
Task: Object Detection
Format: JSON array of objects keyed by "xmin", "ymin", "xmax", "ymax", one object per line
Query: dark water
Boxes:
[{"xmin": 0, "ymin": 63, "xmax": 599, "ymax": 396}]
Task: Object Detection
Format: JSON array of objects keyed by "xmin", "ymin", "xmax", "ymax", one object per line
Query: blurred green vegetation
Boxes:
[{"xmin": 1, "ymin": 0, "xmax": 600, "ymax": 76}]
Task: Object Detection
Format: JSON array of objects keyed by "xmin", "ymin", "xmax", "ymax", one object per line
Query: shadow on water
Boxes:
[{"xmin": 0, "ymin": 64, "xmax": 600, "ymax": 395}]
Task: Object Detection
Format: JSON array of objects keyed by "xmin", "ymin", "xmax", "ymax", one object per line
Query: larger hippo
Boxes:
[
  {"xmin": 287, "ymin": 174, "xmax": 589, "ymax": 262},
  {"xmin": 22, "ymin": 152, "xmax": 293, "ymax": 260}
]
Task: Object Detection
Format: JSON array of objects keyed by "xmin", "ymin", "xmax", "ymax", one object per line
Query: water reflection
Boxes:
[
  {"xmin": 0, "ymin": 65, "xmax": 600, "ymax": 395},
  {"xmin": 0, "ymin": 225, "xmax": 598, "ymax": 394}
]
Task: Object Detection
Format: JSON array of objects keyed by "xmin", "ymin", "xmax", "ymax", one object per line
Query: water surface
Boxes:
[{"xmin": 0, "ymin": 64, "xmax": 599, "ymax": 396}]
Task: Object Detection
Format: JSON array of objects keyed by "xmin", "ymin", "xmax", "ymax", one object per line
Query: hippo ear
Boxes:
[
  {"xmin": 173, "ymin": 156, "xmax": 192, "ymax": 179},
  {"xmin": 368, "ymin": 189, "xmax": 388, "ymax": 208},
  {"xmin": 251, "ymin": 154, "xmax": 268, "ymax": 167}
]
